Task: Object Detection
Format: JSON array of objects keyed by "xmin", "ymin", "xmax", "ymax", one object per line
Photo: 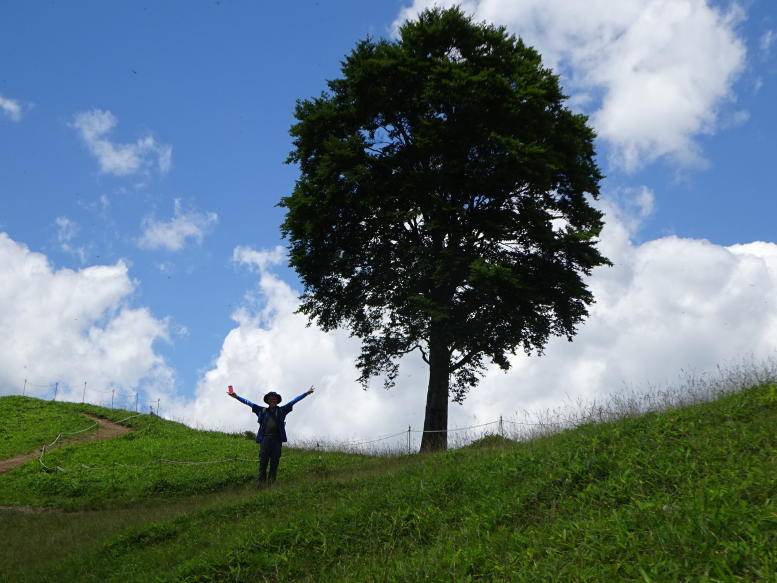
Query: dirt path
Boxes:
[{"xmin": 0, "ymin": 413, "xmax": 133, "ymax": 475}]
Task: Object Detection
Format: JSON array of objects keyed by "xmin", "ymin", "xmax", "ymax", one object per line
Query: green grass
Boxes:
[
  {"xmin": 1, "ymin": 384, "xmax": 776, "ymax": 582},
  {"xmin": 0, "ymin": 396, "xmax": 100, "ymax": 459},
  {"xmin": 0, "ymin": 398, "xmax": 379, "ymax": 510}
]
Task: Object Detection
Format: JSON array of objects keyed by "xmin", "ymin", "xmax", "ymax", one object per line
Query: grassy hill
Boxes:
[
  {"xmin": 0, "ymin": 384, "xmax": 775, "ymax": 582},
  {"xmin": 0, "ymin": 396, "xmax": 101, "ymax": 459}
]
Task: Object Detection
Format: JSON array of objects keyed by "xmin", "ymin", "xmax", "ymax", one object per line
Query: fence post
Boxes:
[
  {"xmin": 111, "ymin": 389, "xmax": 115, "ymax": 409},
  {"xmin": 23, "ymin": 378, "xmax": 27, "ymax": 396},
  {"xmin": 499, "ymin": 416, "xmax": 504, "ymax": 437},
  {"xmin": 407, "ymin": 426, "xmax": 411, "ymax": 455},
  {"xmin": 52, "ymin": 382, "xmax": 59, "ymax": 401},
  {"xmin": 135, "ymin": 391, "xmax": 139, "ymax": 412},
  {"xmin": 157, "ymin": 399, "xmax": 161, "ymax": 416},
  {"xmin": 82, "ymin": 381, "xmax": 87, "ymax": 404}
]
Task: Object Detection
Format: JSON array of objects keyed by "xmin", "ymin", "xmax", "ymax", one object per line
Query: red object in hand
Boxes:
[{"xmin": 228, "ymin": 385, "xmax": 234, "ymax": 394}]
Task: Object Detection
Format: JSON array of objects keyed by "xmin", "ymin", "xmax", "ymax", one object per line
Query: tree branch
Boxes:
[
  {"xmin": 449, "ymin": 349, "xmax": 479, "ymax": 372},
  {"xmin": 399, "ymin": 343, "xmax": 429, "ymax": 364},
  {"xmin": 386, "ymin": 116, "xmax": 412, "ymax": 147}
]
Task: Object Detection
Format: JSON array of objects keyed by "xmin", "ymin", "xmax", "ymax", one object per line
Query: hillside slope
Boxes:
[
  {"xmin": 1, "ymin": 385, "xmax": 775, "ymax": 582},
  {"xmin": 0, "ymin": 396, "xmax": 103, "ymax": 460}
]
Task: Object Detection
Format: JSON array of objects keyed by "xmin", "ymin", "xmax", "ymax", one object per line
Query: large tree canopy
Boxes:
[{"xmin": 280, "ymin": 6, "xmax": 611, "ymax": 451}]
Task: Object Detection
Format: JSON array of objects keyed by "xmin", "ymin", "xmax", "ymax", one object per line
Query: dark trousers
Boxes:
[{"xmin": 258, "ymin": 434, "xmax": 282, "ymax": 484}]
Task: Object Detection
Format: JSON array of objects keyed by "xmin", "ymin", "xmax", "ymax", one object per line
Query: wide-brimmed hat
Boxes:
[{"xmin": 263, "ymin": 391, "xmax": 282, "ymax": 404}]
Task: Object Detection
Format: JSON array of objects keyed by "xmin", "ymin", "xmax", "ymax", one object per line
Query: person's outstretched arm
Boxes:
[
  {"xmin": 283, "ymin": 386, "xmax": 315, "ymax": 411},
  {"xmin": 227, "ymin": 388, "xmax": 258, "ymax": 408}
]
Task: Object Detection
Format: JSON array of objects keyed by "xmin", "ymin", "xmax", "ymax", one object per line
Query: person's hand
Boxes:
[{"xmin": 307, "ymin": 385, "xmax": 315, "ymax": 395}]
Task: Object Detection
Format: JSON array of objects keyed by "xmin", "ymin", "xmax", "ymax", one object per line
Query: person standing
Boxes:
[{"xmin": 228, "ymin": 385, "xmax": 314, "ymax": 486}]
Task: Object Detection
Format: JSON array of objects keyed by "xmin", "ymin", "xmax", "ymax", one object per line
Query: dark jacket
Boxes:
[{"xmin": 233, "ymin": 392, "xmax": 308, "ymax": 443}]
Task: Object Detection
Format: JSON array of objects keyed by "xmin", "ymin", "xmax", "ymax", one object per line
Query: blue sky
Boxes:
[
  {"xmin": 2, "ymin": 1, "xmax": 403, "ymax": 390},
  {"xmin": 2, "ymin": 1, "xmax": 776, "ymax": 443}
]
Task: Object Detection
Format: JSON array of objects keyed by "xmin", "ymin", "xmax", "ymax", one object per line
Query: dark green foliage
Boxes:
[{"xmin": 280, "ymin": 7, "xmax": 610, "ymax": 449}]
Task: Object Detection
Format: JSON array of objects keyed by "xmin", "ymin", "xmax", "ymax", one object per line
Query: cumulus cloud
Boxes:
[
  {"xmin": 0, "ymin": 233, "xmax": 175, "ymax": 406},
  {"xmin": 71, "ymin": 109, "xmax": 172, "ymax": 176},
  {"xmin": 138, "ymin": 199, "xmax": 218, "ymax": 252},
  {"xmin": 184, "ymin": 197, "xmax": 777, "ymax": 447},
  {"xmin": 183, "ymin": 244, "xmax": 416, "ymax": 440},
  {"xmin": 0, "ymin": 94, "xmax": 25, "ymax": 122},
  {"xmin": 465, "ymin": 195, "xmax": 777, "ymax": 421},
  {"xmin": 394, "ymin": 0, "xmax": 747, "ymax": 171}
]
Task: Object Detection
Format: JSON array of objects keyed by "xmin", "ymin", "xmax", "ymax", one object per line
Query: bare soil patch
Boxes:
[{"xmin": 0, "ymin": 413, "xmax": 132, "ymax": 475}]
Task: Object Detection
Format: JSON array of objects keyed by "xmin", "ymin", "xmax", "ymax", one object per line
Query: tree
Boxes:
[{"xmin": 280, "ymin": 6, "xmax": 611, "ymax": 451}]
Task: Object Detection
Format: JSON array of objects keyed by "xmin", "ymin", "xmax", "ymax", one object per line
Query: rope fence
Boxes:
[
  {"xmin": 31, "ymin": 409, "xmax": 582, "ymax": 475},
  {"xmin": 13, "ymin": 390, "xmax": 678, "ymax": 476},
  {"xmin": 28, "ymin": 387, "xmax": 729, "ymax": 474},
  {"xmin": 23, "ymin": 365, "xmax": 758, "ymax": 474},
  {"xmin": 37, "ymin": 413, "xmax": 144, "ymax": 472},
  {"xmin": 6, "ymin": 378, "xmax": 578, "ymax": 466}
]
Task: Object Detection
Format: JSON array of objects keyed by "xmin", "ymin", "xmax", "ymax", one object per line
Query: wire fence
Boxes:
[
  {"xmin": 4, "ymin": 378, "xmax": 575, "ymax": 466},
  {"xmin": 307, "ymin": 414, "xmax": 575, "ymax": 456},
  {"xmin": 297, "ymin": 359, "xmax": 777, "ymax": 455},
  {"xmin": 45, "ymin": 456, "xmax": 260, "ymax": 473},
  {"xmin": 14, "ymin": 356, "xmax": 777, "ymax": 474},
  {"xmin": 32, "ymin": 410, "xmax": 262, "ymax": 474},
  {"xmin": 6, "ymin": 378, "xmax": 163, "ymax": 415},
  {"xmin": 30, "ymin": 410, "xmax": 569, "ymax": 475}
]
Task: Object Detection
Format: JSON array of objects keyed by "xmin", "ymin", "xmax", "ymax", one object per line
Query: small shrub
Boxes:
[{"xmin": 464, "ymin": 434, "xmax": 515, "ymax": 449}]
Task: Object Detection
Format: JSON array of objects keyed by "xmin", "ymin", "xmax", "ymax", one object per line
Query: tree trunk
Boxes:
[{"xmin": 420, "ymin": 327, "xmax": 450, "ymax": 452}]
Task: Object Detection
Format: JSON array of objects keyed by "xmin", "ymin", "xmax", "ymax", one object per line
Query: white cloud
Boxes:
[
  {"xmin": 55, "ymin": 216, "xmax": 87, "ymax": 263},
  {"xmin": 760, "ymin": 29, "xmax": 775, "ymax": 57},
  {"xmin": 605, "ymin": 185, "xmax": 656, "ymax": 233},
  {"xmin": 461, "ymin": 199, "xmax": 777, "ymax": 427},
  {"xmin": 55, "ymin": 216, "xmax": 78, "ymax": 242},
  {"xmin": 721, "ymin": 109, "xmax": 750, "ymax": 129},
  {"xmin": 184, "ymin": 197, "xmax": 777, "ymax": 447},
  {"xmin": 234, "ymin": 245, "xmax": 287, "ymax": 273},
  {"xmin": 393, "ymin": 0, "xmax": 747, "ymax": 172},
  {"xmin": 0, "ymin": 94, "xmax": 25, "ymax": 122},
  {"xmin": 71, "ymin": 109, "xmax": 172, "ymax": 176},
  {"xmin": 138, "ymin": 198, "xmax": 218, "ymax": 252},
  {"xmin": 0, "ymin": 232, "xmax": 175, "ymax": 405},
  {"xmin": 185, "ymin": 246, "xmax": 405, "ymax": 440}
]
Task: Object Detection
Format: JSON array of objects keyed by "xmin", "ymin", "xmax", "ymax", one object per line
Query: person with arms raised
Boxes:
[{"xmin": 228, "ymin": 384, "xmax": 315, "ymax": 486}]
